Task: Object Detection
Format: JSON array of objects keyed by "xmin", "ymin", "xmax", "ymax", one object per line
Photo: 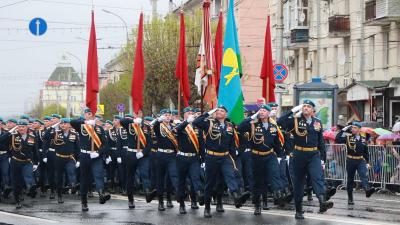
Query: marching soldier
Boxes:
[
  {"xmin": 193, "ymin": 105, "xmax": 250, "ymax": 218},
  {"xmin": 335, "ymin": 121, "xmax": 375, "ymax": 205},
  {"xmin": 70, "ymin": 108, "xmax": 110, "ymax": 211},
  {"xmin": 174, "ymin": 107, "xmax": 204, "ymax": 214},
  {"xmin": 0, "ymin": 118, "xmax": 13, "ymax": 200},
  {"xmin": 278, "ymin": 100, "xmax": 333, "ymax": 219},
  {"xmin": 37, "ymin": 116, "xmax": 52, "ymax": 197},
  {"xmin": 120, "ymin": 115, "xmax": 152, "ymax": 209},
  {"xmin": 0, "ymin": 120, "xmax": 38, "ymax": 209},
  {"xmin": 152, "ymin": 109, "xmax": 179, "ymax": 211},
  {"xmin": 238, "ymin": 104, "xmax": 287, "ymax": 215}
]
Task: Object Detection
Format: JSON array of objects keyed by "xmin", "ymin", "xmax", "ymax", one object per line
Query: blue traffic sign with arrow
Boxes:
[{"xmin": 29, "ymin": 18, "xmax": 47, "ymax": 36}]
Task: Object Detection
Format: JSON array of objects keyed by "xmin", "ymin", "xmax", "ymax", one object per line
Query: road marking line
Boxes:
[
  {"xmin": 376, "ymin": 199, "xmax": 400, "ymax": 203},
  {"xmin": 0, "ymin": 211, "xmax": 58, "ymax": 223}
]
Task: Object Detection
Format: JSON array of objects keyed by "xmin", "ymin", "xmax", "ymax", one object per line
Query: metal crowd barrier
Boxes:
[{"xmin": 324, "ymin": 144, "xmax": 400, "ymax": 194}]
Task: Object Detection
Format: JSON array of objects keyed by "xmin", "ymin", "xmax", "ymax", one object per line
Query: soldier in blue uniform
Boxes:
[
  {"xmin": 120, "ymin": 116, "xmax": 152, "ymax": 209},
  {"xmin": 238, "ymin": 104, "xmax": 287, "ymax": 215},
  {"xmin": 70, "ymin": 108, "xmax": 110, "ymax": 211},
  {"xmin": 46, "ymin": 118, "xmax": 80, "ymax": 203},
  {"xmin": 0, "ymin": 120, "xmax": 38, "ymax": 209},
  {"xmin": 278, "ymin": 100, "xmax": 333, "ymax": 219},
  {"xmin": 335, "ymin": 121, "xmax": 375, "ymax": 205},
  {"xmin": 193, "ymin": 105, "xmax": 250, "ymax": 218},
  {"xmin": 174, "ymin": 107, "xmax": 204, "ymax": 214},
  {"xmin": 143, "ymin": 116, "xmax": 158, "ymax": 203},
  {"xmin": 152, "ymin": 109, "xmax": 179, "ymax": 211},
  {"xmin": 0, "ymin": 118, "xmax": 12, "ymax": 200}
]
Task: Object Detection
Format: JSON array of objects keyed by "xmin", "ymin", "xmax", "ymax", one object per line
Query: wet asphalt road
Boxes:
[{"xmin": 0, "ymin": 190, "xmax": 399, "ymax": 225}]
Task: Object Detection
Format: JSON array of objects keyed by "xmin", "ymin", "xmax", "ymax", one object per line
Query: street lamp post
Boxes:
[
  {"xmin": 102, "ymin": 9, "xmax": 129, "ymax": 43},
  {"xmin": 66, "ymin": 52, "xmax": 84, "ymax": 116}
]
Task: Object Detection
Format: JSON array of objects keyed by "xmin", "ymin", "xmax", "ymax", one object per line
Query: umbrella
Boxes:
[
  {"xmin": 376, "ymin": 133, "xmax": 400, "ymax": 141},
  {"xmin": 323, "ymin": 130, "xmax": 337, "ymax": 141},
  {"xmin": 360, "ymin": 127, "xmax": 375, "ymax": 134},
  {"xmin": 392, "ymin": 122, "xmax": 400, "ymax": 132},
  {"xmin": 373, "ymin": 128, "xmax": 393, "ymax": 136}
]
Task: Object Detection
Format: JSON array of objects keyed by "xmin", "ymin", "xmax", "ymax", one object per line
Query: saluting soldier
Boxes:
[
  {"xmin": 278, "ymin": 100, "xmax": 333, "ymax": 220},
  {"xmin": 70, "ymin": 108, "xmax": 110, "ymax": 211},
  {"xmin": 120, "ymin": 115, "xmax": 152, "ymax": 209},
  {"xmin": 0, "ymin": 120, "xmax": 38, "ymax": 209},
  {"xmin": 193, "ymin": 105, "xmax": 250, "ymax": 218},
  {"xmin": 0, "ymin": 118, "xmax": 12, "ymax": 200},
  {"xmin": 37, "ymin": 116, "xmax": 52, "ymax": 197},
  {"xmin": 174, "ymin": 107, "xmax": 204, "ymax": 214},
  {"xmin": 335, "ymin": 121, "xmax": 375, "ymax": 205},
  {"xmin": 238, "ymin": 104, "xmax": 287, "ymax": 215}
]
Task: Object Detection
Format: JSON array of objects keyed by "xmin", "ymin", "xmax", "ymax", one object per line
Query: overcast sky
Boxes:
[{"xmin": 0, "ymin": 0, "xmax": 173, "ymax": 117}]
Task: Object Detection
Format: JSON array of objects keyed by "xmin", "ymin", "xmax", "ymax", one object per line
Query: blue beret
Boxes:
[
  {"xmin": 217, "ymin": 105, "xmax": 228, "ymax": 112},
  {"xmin": 303, "ymin": 99, "xmax": 316, "ymax": 108},
  {"xmin": 144, "ymin": 116, "xmax": 154, "ymax": 122},
  {"xmin": 51, "ymin": 114, "xmax": 61, "ymax": 119},
  {"xmin": 113, "ymin": 115, "xmax": 122, "ymax": 120},
  {"xmin": 35, "ymin": 119, "xmax": 44, "ymax": 125},
  {"xmin": 43, "ymin": 116, "xmax": 52, "ymax": 121},
  {"xmin": 171, "ymin": 110, "xmax": 179, "ymax": 115},
  {"xmin": 0, "ymin": 116, "xmax": 3, "ymax": 122},
  {"xmin": 194, "ymin": 108, "xmax": 201, "ymax": 113},
  {"xmin": 17, "ymin": 120, "xmax": 28, "ymax": 126},
  {"xmin": 60, "ymin": 118, "xmax": 71, "ymax": 123},
  {"xmin": 95, "ymin": 115, "xmax": 103, "ymax": 120},
  {"xmin": 183, "ymin": 107, "xmax": 193, "ymax": 113},
  {"xmin": 7, "ymin": 118, "xmax": 17, "ymax": 124},
  {"xmin": 160, "ymin": 109, "xmax": 171, "ymax": 114},
  {"xmin": 20, "ymin": 115, "xmax": 30, "ymax": 120},
  {"xmin": 260, "ymin": 104, "xmax": 271, "ymax": 111},
  {"xmin": 352, "ymin": 121, "xmax": 362, "ymax": 128},
  {"xmin": 267, "ymin": 102, "xmax": 278, "ymax": 108},
  {"xmin": 83, "ymin": 108, "xmax": 92, "ymax": 113},
  {"xmin": 125, "ymin": 113, "xmax": 134, "ymax": 119},
  {"xmin": 29, "ymin": 118, "xmax": 36, "ymax": 123},
  {"xmin": 1, "ymin": 121, "xmax": 5, "ymax": 125},
  {"xmin": 105, "ymin": 120, "xmax": 113, "ymax": 125}
]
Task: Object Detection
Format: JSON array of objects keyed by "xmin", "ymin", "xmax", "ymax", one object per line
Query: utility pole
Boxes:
[
  {"xmin": 316, "ymin": 0, "xmax": 321, "ymax": 77},
  {"xmin": 150, "ymin": 0, "xmax": 158, "ymax": 18}
]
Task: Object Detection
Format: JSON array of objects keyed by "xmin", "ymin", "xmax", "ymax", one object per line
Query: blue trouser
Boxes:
[
  {"xmin": 10, "ymin": 159, "xmax": 35, "ymax": 196},
  {"xmin": 238, "ymin": 151, "xmax": 254, "ymax": 192},
  {"xmin": 79, "ymin": 154, "xmax": 105, "ymax": 199},
  {"xmin": 124, "ymin": 152, "xmax": 141, "ymax": 201},
  {"xmin": 347, "ymin": 158, "xmax": 369, "ymax": 190},
  {"xmin": 176, "ymin": 155, "xmax": 202, "ymax": 201},
  {"xmin": 252, "ymin": 153, "xmax": 282, "ymax": 200},
  {"xmin": 292, "ymin": 150, "xmax": 325, "ymax": 204},
  {"xmin": 46, "ymin": 151, "xmax": 57, "ymax": 190},
  {"xmin": 235, "ymin": 157, "xmax": 244, "ymax": 189},
  {"xmin": 0, "ymin": 156, "xmax": 10, "ymax": 189},
  {"xmin": 204, "ymin": 155, "xmax": 238, "ymax": 204},
  {"xmin": 109, "ymin": 150, "xmax": 125, "ymax": 190},
  {"xmin": 55, "ymin": 156, "xmax": 77, "ymax": 193},
  {"xmin": 137, "ymin": 156, "xmax": 151, "ymax": 190},
  {"xmin": 156, "ymin": 152, "xmax": 178, "ymax": 195},
  {"xmin": 278, "ymin": 158, "xmax": 289, "ymax": 189},
  {"xmin": 149, "ymin": 151, "xmax": 157, "ymax": 189}
]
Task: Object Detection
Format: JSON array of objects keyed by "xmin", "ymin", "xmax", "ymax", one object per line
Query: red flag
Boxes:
[
  {"xmin": 260, "ymin": 16, "xmax": 276, "ymax": 102},
  {"xmin": 214, "ymin": 10, "xmax": 223, "ymax": 95},
  {"xmin": 175, "ymin": 11, "xmax": 190, "ymax": 107},
  {"xmin": 86, "ymin": 11, "xmax": 99, "ymax": 115},
  {"xmin": 131, "ymin": 13, "xmax": 145, "ymax": 114}
]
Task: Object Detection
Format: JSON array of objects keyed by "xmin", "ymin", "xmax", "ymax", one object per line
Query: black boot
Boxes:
[
  {"xmin": 128, "ymin": 195, "xmax": 135, "ymax": 209},
  {"xmin": 57, "ymin": 192, "xmax": 64, "ymax": 204},
  {"xmin": 196, "ymin": 191, "xmax": 204, "ymax": 206},
  {"xmin": 158, "ymin": 195, "xmax": 165, "ymax": 211},
  {"xmin": 262, "ymin": 194, "xmax": 270, "ymax": 210},
  {"xmin": 166, "ymin": 194, "xmax": 173, "ymax": 208},
  {"xmin": 254, "ymin": 199, "xmax": 261, "ymax": 215},
  {"xmin": 3, "ymin": 186, "xmax": 11, "ymax": 199},
  {"xmin": 347, "ymin": 191, "xmax": 354, "ymax": 205},
  {"xmin": 15, "ymin": 195, "xmax": 22, "ymax": 209},
  {"xmin": 27, "ymin": 185, "xmax": 37, "ymax": 198},
  {"xmin": 326, "ymin": 186, "xmax": 336, "ymax": 201},
  {"xmin": 295, "ymin": 201, "xmax": 304, "ymax": 219},
  {"xmin": 318, "ymin": 195, "xmax": 333, "ymax": 213},
  {"xmin": 365, "ymin": 187, "xmax": 376, "ymax": 198},
  {"xmin": 81, "ymin": 196, "xmax": 89, "ymax": 212},
  {"xmin": 50, "ymin": 189, "xmax": 55, "ymax": 199},
  {"xmin": 232, "ymin": 192, "xmax": 242, "ymax": 208},
  {"xmin": 98, "ymin": 189, "xmax": 111, "ymax": 204},
  {"xmin": 216, "ymin": 195, "xmax": 224, "ymax": 212},
  {"xmin": 239, "ymin": 190, "xmax": 251, "ymax": 205},
  {"xmin": 284, "ymin": 187, "xmax": 293, "ymax": 203},
  {"xmin": 179, "ymin": 200, "xmax": 187, "ymax": 214},
  {"xmin": 191, "ymin": 200, "xmax": 199, "ymax": 209},
  {"xmin": 204, "ymin": 203, "xmax": 211, "ymax": 218},
  {"xmin": 71, "ymin": 185, "xmax": 77, "ymax": 195},
  {"xmin": 274, "ymin": 190, "xmax": 286, "ymax": 207},
  {"xmin": 307, "ymin": 188, "xmax": 313, "ymax": 201},
  {"xmin": 145, "ymin": 188, "xmax": 157, "ymax": 203}
]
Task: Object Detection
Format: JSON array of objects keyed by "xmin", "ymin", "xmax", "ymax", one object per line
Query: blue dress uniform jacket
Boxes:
[
  {"xmin": 120, "ymin": 118, "xmax": 152, "ymax": 155},
  {"xmin": 0, "ymin": 131, "xmax": 38, "ymax": 164},
  {"xmin": 153, "ymin": 120, "xmax": 177, "ymax": 151},
  {"xmin": 335, "ymin": 131, "xmax": 369, "ymax": 163},
  {"xmin": 175, "ymin": 121, "xmax": 204, "ymax": 157},
  {"xmin": 70, "ymin": 118, "xmax": 107, "ymax": 155},
  {"xmin": 48, "ymin": 129, "xmax": 80, "ymax": 159}
]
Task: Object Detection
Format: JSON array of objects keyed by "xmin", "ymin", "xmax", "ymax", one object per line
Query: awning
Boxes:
[
  {"xmin": 347, "ymin": 84, "xmax": 370, "ymax": 101},
  {"xmin": 345, "ymin": 80, "xmax": 389, "ymax": 101}
]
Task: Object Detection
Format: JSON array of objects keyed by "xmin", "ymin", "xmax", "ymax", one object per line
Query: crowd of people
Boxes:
[{"xmin": 0, "ymin": 100, "xmax": 377, "ymax": 219}]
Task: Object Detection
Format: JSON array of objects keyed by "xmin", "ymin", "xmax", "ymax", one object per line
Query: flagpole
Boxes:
[
  {"xmin": 178, "ymin": 81, "xmax": 181, "ymax": 118},
  {"xmin": 266, "ymin": 77, "xmax": 269, "ymax": 103},
  {"xmin": 200, "ymin": 82, "xmax": 204, "ymax": 113}
]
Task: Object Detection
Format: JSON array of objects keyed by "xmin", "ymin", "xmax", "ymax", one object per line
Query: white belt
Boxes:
[
  {"xmin": 111, "ymin": 147, "xmax": 117, "ymax": 150},
  {"xmin": 0, "ymin": 151, "xmax": 7, "ymax": 154},
  {"xmin": 80, "ymin": 150, "xmax": 90, "ymax": 154},
  {"xmin": 244, "ymin": 148, "xmax": 251, "ymax": 152},
  {"xmin": 126, "ymin": 148, "xmax": 140, "ymax": 153},
  {"xmin": 177, "ymin": 152, "xmax": 196, "ymax": 157},
  {"xmin": 48, "ymin": 148, "xmax": 55, "ymax": 152},
  {"xmin": 158, "ymin": 148, "xmax": 175, "ymax": 153}
]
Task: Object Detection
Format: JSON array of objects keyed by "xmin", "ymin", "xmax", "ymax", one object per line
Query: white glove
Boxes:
[
  {"xmin": 158, "ymin": 115, "xmax": 166, "ymax": 122},
  {"xmin": 291, "ymin": 104, "xmax": 304, "ymax": 113},
  {"xmin": 51, "ymin": 122, "xmax": 60, "ymax": 128},
  {"xmin": 174, "ymin": 119, "xmax": 182, "ymax": 124},
  {"xmin": 9, "ymin": 158, "xmax": 10, "ymax": 163},
  {"xmin": 136, "ymin": 151, "xmax": 144, "ymax": 159},
  {"xmin": 150, "ymin": 119, "xmax": 157, "ymax": 126},
  {"xmin": 187, "ymin": 115, "xmax": 195, "ymax": 123},
  {"xmin": 207, "ymin": 108, "xmax": 218, "ymax": 115},
  {"xmin": 8, "ymin": 126, "xmax": 18, "ymax": 133},
  {"xmin": 342, "ymin": 125, "xmax": 352, "ymax": 132},
  {"xmin": 105, "ymin": 156, "xmax": 112, "ymax": 164},
  {"xmin": 278, "ymin": 157, "xmax": 282, "ymax": 164},
  {"xmin": 42, "ymin": 158, "xmax": 47, "ymax": 163},
  {"xmin": 89, "ymin": 152, "xmax": 99, "ymax": 159},
  {"xmin": 134, "ymin": 118, "xmax": 142, "ymax": 124},
  {"xmin": 270, "ymin": 109, "xmax": 277, "ymax": 117},
  {"xmin": 75, "ymin": 161, "xmax": 80, "ymax": 168},
  {"xmin": 200, "ymin": 163, "xmax": 205, "ymax": 169},
  {"xmin": 117, "ymin": 157, "xmax": 122, "ymax": 163},
  {"xmin": 321, "ymin": 160, "xmax": 325, "ymax": 170},
  {"xmin": 85, "ymin": 120, "xmax": 96, "ymax": 126},
  {"xmin": 251, "ymin": 111, "xmax": 259, "ymax": 120},
  {"xmin": 236, "ymin": 150, "xmax": 239, "ymax": 156},
  {"xmin": 366, "ymin": 163, "xmax": 371, "ymax": 170},
  {"xmin": 295, "ymin": 111, "xmax": 302, "ymax": 118},
  {"xmin": 32, "ymin": 164, "xmax": 38, "ymax": 172}
]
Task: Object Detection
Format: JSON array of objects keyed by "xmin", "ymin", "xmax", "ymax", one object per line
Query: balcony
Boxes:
[
  {"xmin": 288, "ymin": 29, "xmax": 309, "ymax": 49},
  {"xmin": 365, "ymin": 0, "xmax": 400, "ymax": 26},
  {"xmin": 329, "ymin": 15, "xmax": 350, "ymax": 37}
]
